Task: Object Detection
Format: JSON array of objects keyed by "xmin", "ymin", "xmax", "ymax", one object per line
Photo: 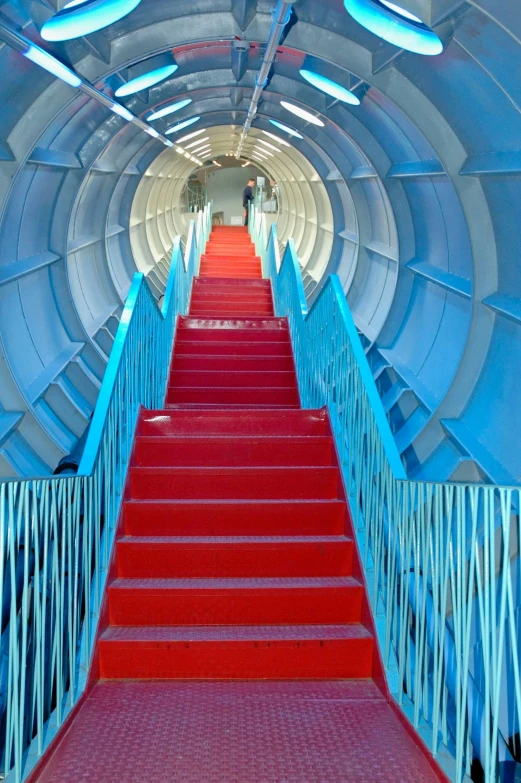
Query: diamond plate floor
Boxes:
[{"xmin": 34, "ymin": 681, "xmax": 443, "ymax": 782}]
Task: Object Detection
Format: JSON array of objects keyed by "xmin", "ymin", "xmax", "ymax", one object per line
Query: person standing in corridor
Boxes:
[{"xmin": 243, "ymin": 178, "xmax": 255, "ymax": 226}]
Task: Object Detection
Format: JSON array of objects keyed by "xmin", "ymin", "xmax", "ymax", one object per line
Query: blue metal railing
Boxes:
[
  {"xmin": 250, "ymin": 207, "xmax": 521, "ymax": 783},
  {"xmin": 0, "ymin": 204, "xmax": 212, "ymax": 781}
]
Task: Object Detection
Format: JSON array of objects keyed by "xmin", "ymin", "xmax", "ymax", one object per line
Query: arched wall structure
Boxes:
[{"xmin": 0, "ymin": 0, "xmax": 518, "ymax": 485}]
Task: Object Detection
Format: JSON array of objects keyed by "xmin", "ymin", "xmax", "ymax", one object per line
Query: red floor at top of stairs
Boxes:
[{"xmin": 29, "ymin": 227, "xmax": 447, "ymax": 783}]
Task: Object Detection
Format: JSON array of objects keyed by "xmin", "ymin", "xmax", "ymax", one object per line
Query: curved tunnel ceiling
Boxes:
[{"xmin": 0, "ymin": 0, "xmax": 518, "ymax": 486}]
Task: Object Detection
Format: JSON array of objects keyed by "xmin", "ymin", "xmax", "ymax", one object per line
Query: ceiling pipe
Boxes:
[
  {"xmin": 0, "ymin": 22, "xmax": 206, "ymax": 163},
  {"xmin": 236, "ymin": 0, "xmax": 295, "ymax": 158}
]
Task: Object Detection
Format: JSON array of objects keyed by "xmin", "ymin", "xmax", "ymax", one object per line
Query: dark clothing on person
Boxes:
[
  {"xmin": 243, "ymin": 184, "xmax": 254, "ymax": 226},
  {"xmin": 243, "ymin": 185, "xmax": 254, "ymax": 208}
]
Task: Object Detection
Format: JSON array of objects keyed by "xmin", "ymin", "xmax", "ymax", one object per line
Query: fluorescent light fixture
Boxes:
[
  {"xmin": 184, "ymin": 136, "xmax": 209, "ymax": 149},
  {"xmin": 269, "ymin": 119, "xmax": 303, "ymax": 139},
  {"xmin": 262, "ymin": 130, "xmax": 291, "ymax": 147},
  {"xmin": 379, "ymin": 0, "xmax": 422, "ymax": 22},
  {"xmin": 110, "ymin": 102, "xmax": 133, "ymax": 121},
  {"xmin": 281, "ymin": 101, "xmax": 324, "ymax": 126},
  {"xmin": 41, "ymin": 0, "xmax": 141, "ymax": 41},
  {"xmin": 145, "ymin": 127, "xmax": 160, "ymax": 137},
  {"xmin": 252, "ymin": 150, "xmax": 268, "ymax": 160},
  {"xmin": 147, "ymin": 99, "xmax": 192, "ymax": 121},
  {"xmin": 191, "ymin": 146, "xmax": 211, "ymax": 155},
  {"xmin": 257, "ymin": 139, "xmax": 280, "ymax": 152},
  {"xmin": 300, "ymin": 69, "xmax": 361, "ymax": 106},
  {"xmin": 164, "ymin": 140, "xmax": 174, "ymax": 147},
  {"xmin": 23, "ymin": 45, "xmax": 82, "ymax": 87},
  {"xmin": 212, "ymin": 160, "xmax": 222, "ymax": 167},
  {"xmin": 241, "ymin": 161, "xmax": 251, "ymax": 167},
  {"xmin": 115, "ymin": 65, "xmax": 178, "ymax": 97},
  {"xmin": 165, "ymin": 116, "xmax": 200, "ymax": 135},
  {"xmin": 192, "ymin": 141, "xmax": 211, "ymax": 149},
  {"xmin": 177, "ymin": 128, "xmax": 206, "ymax": 143},
  {"xmin": 63, "ymin": 0, "xmax": 89, "ymax": 8},
  {"xmin": 253, "ymin": 145, "xmax": 274, "ymax": 157},
  {"xmin": 344, "ymin": 0, "xmax": 443, "ymax": 55}
]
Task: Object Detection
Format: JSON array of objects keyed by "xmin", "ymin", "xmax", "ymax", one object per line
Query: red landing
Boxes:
[{"xmin": 31, "ymin": 226, "xmax": 446, "ymax": 782}]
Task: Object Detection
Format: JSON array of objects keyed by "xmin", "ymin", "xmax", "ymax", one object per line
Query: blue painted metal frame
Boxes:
[
  {"xmin": 0, "ymin": 205, "xmax": 211, "ymax": 782},
  {"xmin": 255, "ymin": 213, "xmax": 521, "ymax": 783}
]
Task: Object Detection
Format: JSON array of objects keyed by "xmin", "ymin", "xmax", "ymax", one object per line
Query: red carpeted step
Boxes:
[
  {"xmin": 166, "ymin": 387, "xmax": 299, "ymax": 406},
  {"xmin": 192, "ymin": 277, "xmax": 271, "ymax": 289},
  {"xmin": 99, "ymin": 624, "xmax": 373, "ymax": 679},
  {"xmin": 137, "ymin": 408, "xmax": 329, "ymax": 436},
  {"xmin": 129, "ymin": 465, "xmax": 338, "ymax": 500},
  {"xmin": 134, "ymin": 435, "xmax": 334, "ymax": 466},
  {"xmin": 169, "ymin": 370, "xmax": 296, "ymax": 389},
  {"xmin": 189, "ymin": 304, "xmax": 274, "ymax": 316},
  {"xmin": 123, "ymin": 499, "xmax": 346, "ymax": 536},
  {"xmin": 116, "ymin": 535, "xmax": 353, "ymax": 578},
  {"xmin": 107, "ymin": 576, "xmax": 363, "ymax": 626},
  {"xmin": 172, "ymin": 354, "xmax": 294, "ymax": 371},
  {"xmin": 174, "ymin": 340, "xmax": 292, "ymax": 356}
]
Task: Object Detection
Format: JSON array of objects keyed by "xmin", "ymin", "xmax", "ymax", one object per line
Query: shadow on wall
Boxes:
[{"xmin": 206, "ymin": 165, "xmax": 264, "ymax": 226}]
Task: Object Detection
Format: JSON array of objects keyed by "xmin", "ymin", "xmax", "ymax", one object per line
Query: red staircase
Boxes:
[{"xmin": 31, "ymin": 226, "xmax": 447, "ymax": 782}]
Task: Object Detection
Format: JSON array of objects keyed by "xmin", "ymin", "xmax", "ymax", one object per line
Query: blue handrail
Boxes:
[
  {"xmin": 256, "ymin": 213, "xmax": 521, "ymax": 783},
  {"xmin": 0, "ymin": 204, "xmax": 212, "ymax": 782}
]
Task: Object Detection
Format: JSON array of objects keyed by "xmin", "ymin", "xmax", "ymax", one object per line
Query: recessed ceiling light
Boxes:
[
  {"xmin": 269, "ymin": 119, "xmax": 303, "ymax": 139},
  {"xmin": 300, "ymin": 69, "xmax": 361, "ymax": 106},
  {"xmin": 281, "ymin": 101, "xmax": 324, "ymax": 126},
  {"xmin": 165, "ymin": 116, "xmax": 201, "ymax": 135},
  {"xmin": 379, "ymin": 0, "xmax": 422, "ymax": 23},
  {"xmin": 261, "ymin": 130, "xmax": 291, "ymax": 147},
  {"xmin": 177, "ymin": 128, "xmax": 206, "ymax": 143},
  {"xmin": 257, "ymin": 139, "xmax": 280, "ymax": 152},
  {"xmin": 184, "ymin": 136, "xmax": 209, "ymax": 149},
  {"xmin": 41, "ymin": 0, "xmax": 141, "ymax": 41},
  {"xmin": 147, "ymin": 99, "xmax": 192, "ymax": 121},
  {"xmin": 344, "ymin": 0, "xmax": 443, "ymax": 55},
  {"xmin": 115, "ymin": 65, "xmax": 178, "ymax": 97},
  {"xmin": 253, "ymin": 146, "xmax": 274, "ymax": 157}
]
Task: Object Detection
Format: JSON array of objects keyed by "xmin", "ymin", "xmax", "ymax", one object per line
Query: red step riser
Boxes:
[
  {"xmin": 199, "ymin": 269, "xmax": 262, "ymax": 278},
  {"xmin": 108, "ymin": 585, "xmax": 363, "ymax": 626},
  {"xmin": 190, "ymin": 305, "xmax": 273, "ymax": 318},
  {"xmin": 193, "ymin": 278, "xmax": 271, "ymax": 288},
  {"xmin": 174, "ymin": 341, "xmax": 292, "ymax": 356},
  {"xmin": 200, "ymin": 264, "xmax": 261, "ymax": 272},
  {"xmin": 199, "ymin": 272, "xmax": 263, "ymax": 279},
  {"xmin": 124, "ymin": 500, "xmax": 344, "ymax": 536},
  {"xmin": 172, "ymin": 355, "xmax": 294, "ymax": 371},
  {"xmin": 169, "ymin": 371, "xmax": 297, "ymax": 388},
  {"xmin": 99, "ymin": 638, "xmax": 373, "ymax": 679},
  {"xmin": 176, "ymin": 330, "xmax": 290, "ymax": 344},
  {"xmin": 190, "ymin": 291, "xmax": 273, "ymax": 303},
  {"xmin": 129, "ymin": 467, "xmax": 338, "ymax": 500},
  {"xmin": 134, "ymin": 436, "xmax": 333, "ymax": 467},
  {"xmin": 116, "ymin": 539, "xmax": 353, "ymax": 578},
  {"xmin": 199, "ymin": 266, "xmax": 262, "ymax": 273},
  {"xmin": 137, "ymin": 409, "xmax": 328, "ymax": 437},
  {"xmin": 189, "ymin": 307, "xmax": 274, "ymax": 317},
  {"xmin": 204, "ymin": 248, "xmax": 258, "ymax": 256},
  {"xmin": 166, "ymin": 388, "xmax": 299, "ymax": 406}
]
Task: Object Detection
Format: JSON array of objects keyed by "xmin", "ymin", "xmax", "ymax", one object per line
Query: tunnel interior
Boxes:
[{"xmin": 0, "ymin": 0, "xmax": 518, "ymax": 485}]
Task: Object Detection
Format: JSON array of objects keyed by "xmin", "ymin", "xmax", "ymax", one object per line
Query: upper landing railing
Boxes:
[
  {"xmin": 249, "ymin": 205, "xmax": 521, "ymax": 783},
  {"xmin": 0, "ymin": 204, "xmax": 212, "ymax": 782}
]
